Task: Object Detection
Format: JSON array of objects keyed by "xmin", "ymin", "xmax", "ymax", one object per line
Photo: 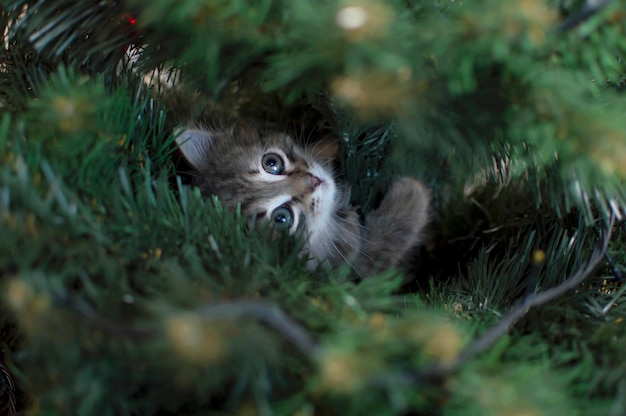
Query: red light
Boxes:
[{"xmin": 129, "ymin": 18, "xmax": 137, "ymax": 25}]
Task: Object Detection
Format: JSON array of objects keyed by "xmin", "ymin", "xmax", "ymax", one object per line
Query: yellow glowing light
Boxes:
[{"xmin": 335, "ymin": 6, "xmax": 369, "ymax": 30}]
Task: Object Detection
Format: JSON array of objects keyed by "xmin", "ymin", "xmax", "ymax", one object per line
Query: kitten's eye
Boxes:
[
  {"xmin": 271, "ymin": 205, "xmax": 293, "ymax": 231},
  {"xmin": 262, "ymin": 153, "xmax": 284, "ymax": 175}
]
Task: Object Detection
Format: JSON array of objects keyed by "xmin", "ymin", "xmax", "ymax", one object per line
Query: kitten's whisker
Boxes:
[
  {"xmin": 333, "ymin": 233, "xmax": 363, "ymax": 255},
  {"xmin": 331, "ymin": 241, "xmax": 365, "ymax": 278},
  {"xmin": 332, "ymin": 214, "xmax": 374, "ymax": 245},
  {"xmin": 314, "ymin": 156, "xmax": 337, "ymax": 164},
  {"xmin": 304, "ymin": 129, "xmax": 316, "ymax": 147},
  {"xmin": 330, "ymin": 219, "xmax": 377, "ymax": 268},
  {"xmin": 329, "ymin": 240, "xmax": 355, "ymax": 271},
  {"xmin": 310, "ymin": 139, "xmax": 338, "ymax": 159},
  {"xmin": 331, "ymin": 168, "xmax": 348, "ymax": 180}
]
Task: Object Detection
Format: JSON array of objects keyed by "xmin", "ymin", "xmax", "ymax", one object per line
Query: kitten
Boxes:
[{"xmin": 176, "ymin": 124, "xmax": 430, "ymax": 276}]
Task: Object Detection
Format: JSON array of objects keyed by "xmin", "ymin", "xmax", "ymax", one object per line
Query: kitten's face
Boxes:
[
  {"xmin": 176, "ymin": 126, "xmax": 354, "ymax": 267},
  {"xmin": 244, "ymin": 136, "xmax": 338, "ymax": 237}
]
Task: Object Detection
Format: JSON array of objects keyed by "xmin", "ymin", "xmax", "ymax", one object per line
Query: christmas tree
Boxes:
[{"xmin": 1, "ymin": 0, "xmax": 626, "ymax": 414}]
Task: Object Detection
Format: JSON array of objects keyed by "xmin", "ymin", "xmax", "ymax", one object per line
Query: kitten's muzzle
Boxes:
[
  {"xmin": 309, "ymin": 173, "xmax": 322, "ymax": 189},
  {"xmin": 292, "ymin": 172, "xmax": 323, "ymax": 195}
]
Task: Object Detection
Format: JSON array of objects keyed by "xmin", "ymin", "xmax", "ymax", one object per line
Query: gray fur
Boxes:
[{"xmin": 176, "ymin": 125, "xmax": 430, "ymax": 276}]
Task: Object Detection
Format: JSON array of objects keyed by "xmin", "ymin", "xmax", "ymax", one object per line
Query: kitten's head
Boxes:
[{"xmin": 176, "ymin": 125, "xmax": 358, "ymax": 268}]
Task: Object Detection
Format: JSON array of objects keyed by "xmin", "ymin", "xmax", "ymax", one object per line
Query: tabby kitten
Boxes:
[{"xmin": 176, "ymin": 125, "xmax": 430, "ymax": 276}]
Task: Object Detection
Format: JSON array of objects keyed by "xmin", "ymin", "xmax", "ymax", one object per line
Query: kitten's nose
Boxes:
[{"xmin": 309, "ymin": 173, "xmax": 322, "ymax": 189}]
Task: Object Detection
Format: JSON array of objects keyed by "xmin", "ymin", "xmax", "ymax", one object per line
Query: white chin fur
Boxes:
[
  {"xmin": 304, "ymin": 164, "xmax": 339, "ymax": 267},
  {"xmin": 311, "ymin": 164, "xmax": 337, "ymax": 221}
]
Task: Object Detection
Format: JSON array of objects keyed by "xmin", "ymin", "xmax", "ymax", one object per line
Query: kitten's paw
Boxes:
[
  {"xmin": 357, "ymin": 177, "xmax": 431, "ymax": 276},
  {"xmin": 382, "ymin": 177, "xmax": 431, "ymax": 218},
  {"xmin": 374, "ymin": 177, "xmax": 431, "ymax": 244}
]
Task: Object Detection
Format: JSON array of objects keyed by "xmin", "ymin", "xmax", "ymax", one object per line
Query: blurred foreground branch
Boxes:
[{"xmin": 423, "ymin": 214, "xmax": 615, "ymax": 382}]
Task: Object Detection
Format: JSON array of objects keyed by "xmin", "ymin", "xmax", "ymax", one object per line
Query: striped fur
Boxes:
[{"xmin": 176, "ymin": 125, "xmax": 430, "ymax": 276}]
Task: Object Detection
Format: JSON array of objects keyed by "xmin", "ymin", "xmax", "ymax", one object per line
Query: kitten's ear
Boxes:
[{"xmin": 175, "ymin": 128, "xmax": 213, "ymax": 169}]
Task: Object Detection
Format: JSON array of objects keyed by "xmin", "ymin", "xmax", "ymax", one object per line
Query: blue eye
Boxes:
[
  {"xmin": 271, "ymin": 205, "xmax": 293, "ymax": 231},
  {"xmin": 262, "ymin": 153, "xmax": 284, "ymax": 175}
]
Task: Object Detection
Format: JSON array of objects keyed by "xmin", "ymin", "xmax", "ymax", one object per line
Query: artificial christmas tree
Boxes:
[{"xmin": 1, "ymin": 0, "xmax": 626, "ymax": 415}]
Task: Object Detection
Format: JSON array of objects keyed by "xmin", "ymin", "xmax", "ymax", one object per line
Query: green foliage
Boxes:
[
  {"xmin": 2, "ymin": 0, "xmax": 626, "ymax": 415},
  {"xmin": 3, "ymin": 0, "xmax": 138, "ymax": 70}
]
